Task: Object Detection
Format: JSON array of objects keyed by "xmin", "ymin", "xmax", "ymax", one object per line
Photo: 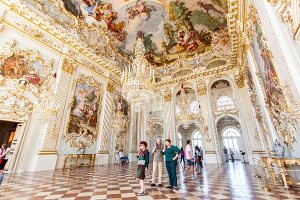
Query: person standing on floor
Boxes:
[
  {"xmin": 180, "ymin": 147, "xmax": 185, "ymax": 167},
  {"xmin": 184, "ymin": 140, "xmax": 194, "ymax": 176},
  {"xmin": 151, "ymin": 138, "xmax": 163, "ymax": 187},
  {"xmin": 229, "ymin": 148, "xmax": 234, "ymax": 162},
  {"xmin": 136, "ymin": 141, "xmax": 150, "ymax": 196},
  {"xmin": 162, "ymin": 139, "xmax": 181, "ymax": 190},
  {"xmin": 223, "ymin": 147, "xmax": 228, "ymax": 162}
]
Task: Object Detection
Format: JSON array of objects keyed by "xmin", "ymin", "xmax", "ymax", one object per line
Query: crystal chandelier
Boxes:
[{"xmin": 121, "ymin": 37, "xmax": 155, "ymax": 112}]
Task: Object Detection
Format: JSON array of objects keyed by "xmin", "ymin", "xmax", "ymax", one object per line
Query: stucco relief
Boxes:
[{"xmin": 0, "ymin": 40, "xmax": 56, "ymax": 122}]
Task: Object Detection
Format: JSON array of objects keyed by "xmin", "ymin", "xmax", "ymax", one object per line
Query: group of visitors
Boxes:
[
  {"xmin": 135, "ymin": 138, "xmax": 204, "ymax": 196},
  {"xmin": 180, "ymin": 141, "xmax": 204, "ymax": 170}
]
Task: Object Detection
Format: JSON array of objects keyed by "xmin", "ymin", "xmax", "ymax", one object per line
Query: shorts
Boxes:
[
  {"xmin": 137, "ymin": 165, "xmax": 145, "ymax": 180},
  {"xmin": 187, "ymin": 159, "xmax": 194, "ymax": 166}
]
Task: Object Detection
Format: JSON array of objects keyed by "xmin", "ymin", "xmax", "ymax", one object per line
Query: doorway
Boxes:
[
  {"xmin": 217, "ymin": 116, "xmax": 247, "ymax": 162},
  {"xmin": 0, "ymin": 120, "xmax": 18, "ymax": 148}
]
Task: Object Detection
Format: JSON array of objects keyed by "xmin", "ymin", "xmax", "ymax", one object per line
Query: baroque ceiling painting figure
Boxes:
[{"xmin": 63, "ymin": 0, "xmax": 230, "ymax": 67}]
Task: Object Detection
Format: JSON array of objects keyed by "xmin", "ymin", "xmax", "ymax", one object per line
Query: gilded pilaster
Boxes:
[{"xmin": 39, "ymin": 59, "xmax": 75, "ymax": 153}]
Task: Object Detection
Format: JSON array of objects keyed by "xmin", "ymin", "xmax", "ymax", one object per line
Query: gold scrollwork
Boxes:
[
  {"xmin": 62, "ymin": 58, "xmax": 75, "ymax": 74},
  {"xmin": 164, "ymin": 92, "xmax": 172, "ymax": 102},
  {"xmin": 0, "ymin": 40, "xmax": 56, "ymax": 121}
]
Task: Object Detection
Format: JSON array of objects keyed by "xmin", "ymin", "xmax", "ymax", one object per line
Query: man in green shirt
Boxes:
[{"xmin": 162, "ymin": 139, "xmax": 181, "ymax": 190}]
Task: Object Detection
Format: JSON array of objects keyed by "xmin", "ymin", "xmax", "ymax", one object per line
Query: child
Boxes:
[{"xmin": 137, "ymin": 141, "xmax": 150, "ymax": 196}]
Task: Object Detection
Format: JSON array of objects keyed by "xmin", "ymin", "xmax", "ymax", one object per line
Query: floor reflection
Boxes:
[{"xmin": 0, "ymin": 162, "xmax": 300, "ymax": 199}]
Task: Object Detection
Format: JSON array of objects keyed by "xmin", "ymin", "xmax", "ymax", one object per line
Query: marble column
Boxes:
[
  {"xmin": 162, "ymin": 91, "xmax": 177, "ymax": 145},
  {"xmin": 197, "ymin": 82, "xmax": 221, "ymax": 164},
  {"xmin": 128, "ymin": 109, "xmax": 138, "ymax": 161},
  {"xmin": 96, "ymin": 83, "xmax": 114, "ymax": 165},
  {"xmin": 234, "ymin": 76, "xmax": 260, "ymax": 164}
]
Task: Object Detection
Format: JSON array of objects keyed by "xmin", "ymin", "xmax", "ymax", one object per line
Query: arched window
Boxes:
[
  {"xmin": 189, "ymin": 101, "xmax": 199, "ymax": 114},
  {"xmin": 178, "ymin": 133, "xmax": 183, "ymax": 148},
  {"xmin": 217, "ymin": 96, "xmax": 234, "ymax": 110},
  {"xmin": 222, "ymin": 127, "xmax": 240, "ymax": 152},
  {"xmin": 192, "ymin": 130, "xmax": 202, "ymax": 148}
]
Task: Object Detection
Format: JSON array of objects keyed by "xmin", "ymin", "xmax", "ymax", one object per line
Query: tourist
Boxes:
[
  {"xmin": 151, "ymin": 138, "xmax": 163, "ymax": 187},
  {"xmin": 136, "ymin": 141, "xmax": 150, "ymax": 196},
  {"xmin": 118, "ymin": 149, "xmax": 129, "ymax": 164},
  {"xmin": 194, "ymin": 146, "xmax": 200, "ymax": 170},
  {"xmin": 229, "ymin": 148, "xmax": 234, "ymax": 162},
  {"xmin": 162, "ymin": 139, "xmax": 180, "ymax": 190},
  {"xmin": 223, "ymin": 146, "xmax": 228, "ymax": 162},
  {"xmin": 180, "ymin": 147, "xmax": 185, "ymax": 166},
  {"xmin": 199, "ymin": 146, "xmax": 203, "ymax": 168},
  {"xmin": 184, "ymin": 140, "xmax": 194, "ymax": 176}
]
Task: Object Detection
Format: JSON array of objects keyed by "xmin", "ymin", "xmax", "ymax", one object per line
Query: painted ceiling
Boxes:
[{"xmin": 63, "ymin": 0, "xmax": 230, "ymax": 67}]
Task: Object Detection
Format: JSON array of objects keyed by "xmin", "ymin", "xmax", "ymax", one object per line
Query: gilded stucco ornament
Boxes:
[
  {"xmin": 197, "ymin": 81, "xmax": 207, "ymax": 96},
  {"xmin": 267, "ymin": 0, "xmax": 300, "ymax": 40},
  {"xmin": 65, "ymin": 75, "xmax": 103, "ymax": 150},
  {"xmin": 106, "ymin": 82, "xmax": 114, "ymax": 93},
  {"xmin": 0, "ymin": 40, "xmax": 57, "ymax": 122},
  {"xmin": 163, "ymin": 91, "xmax": 172, "ymax": 102},
  {"xmin": 62, "ymin": 58, "xmax": 76, "ymax": 74}
]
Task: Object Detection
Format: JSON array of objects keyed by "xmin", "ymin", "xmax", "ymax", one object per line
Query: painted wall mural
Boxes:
[
  {"xmin": 251, "ymin": 22, "xmax": 286, "ymax": 113},
  {"xmin": 62, "ymin": 0, "xmax": 230, "ymax": 66},
  {"xmin": 65, "ymin": 75, "xmax": 102, "ymax": 150}
]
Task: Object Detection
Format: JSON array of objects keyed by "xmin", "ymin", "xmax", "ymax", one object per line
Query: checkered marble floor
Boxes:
[{"xmin": 1, "ymin": 162, "xmax": 300, "ymax": 200}]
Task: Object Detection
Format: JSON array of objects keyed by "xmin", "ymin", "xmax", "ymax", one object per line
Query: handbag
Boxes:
[{"xmin": 137, "ymin": 159, "xmax": 146, "ymax": 165}]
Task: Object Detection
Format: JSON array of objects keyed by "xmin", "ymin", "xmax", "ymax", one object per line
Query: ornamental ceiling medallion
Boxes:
[
  {"xmin": 60, "ymin": 0, "xmax": 231, "ymax": 78},
  {"xmin": 65, "ymin": 75, "xmax": 103, "ymax": 150}
]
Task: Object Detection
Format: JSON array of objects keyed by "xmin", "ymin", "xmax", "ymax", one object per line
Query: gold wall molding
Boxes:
[
  {"xmin": 205, "ymin": 151, "xmax": 216, "ymax": 154},
  {"xmin": 38, "ymin": 151, "xmax": 57, "ymax": 155}
]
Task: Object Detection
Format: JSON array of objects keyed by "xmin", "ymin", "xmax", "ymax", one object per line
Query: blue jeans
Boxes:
[
  {"xmin": 166, "ymin": 160, "xmax": 177, "ymax": 186},
  {"xmin": 0, "ymin": 173, "xmax": 3, "ymax": 185}
]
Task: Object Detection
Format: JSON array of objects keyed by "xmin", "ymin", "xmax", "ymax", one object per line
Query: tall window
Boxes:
[
  {"xmin": 192, "ymin": 130, "xmax": 202, "ymax": 148},
  {"xmin": 217, "ymin": 96, "xmax": 234, "ymax": 110},
  {"xmin": 222, "ymin": 127, "xmax": 240, "ymax": 152},
  {"xmin": 189, "ymin": 101, "xmax": 199, "ymax": 114},
  {"xmin": 178, "ymin": 133, "xmax": 183, "ymax": 148}
]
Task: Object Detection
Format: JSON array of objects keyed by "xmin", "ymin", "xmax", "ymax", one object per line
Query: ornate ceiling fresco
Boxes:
[
  {"xmin": 63, "ymin": 0, "xmax": 230, "ymax": 67},
  {"xmin": 23, "ymin": 0, "xmax": 242, "ymax": 84}
]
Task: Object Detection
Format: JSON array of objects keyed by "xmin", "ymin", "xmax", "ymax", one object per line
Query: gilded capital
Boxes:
[
  {"xmin": 164, "ymin": 92, "xmax": 172, "ymax": 102},
  {"xmin": 106, "ymin": 82, "xmax": 114, "ymax": 93},
  {"xmin": 62, "ymin": 59, "xmax": 75, "ymax": 74},
  {"xmin": 235, "ymin": 74, "xmax": 245, "ymax": 88},
  {"xmin": 197, "ymin": 83, "xmax": 207, "ymax": 96}
]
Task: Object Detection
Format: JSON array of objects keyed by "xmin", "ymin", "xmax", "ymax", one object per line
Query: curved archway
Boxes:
[
  {"xmin": 216, "ymin": 116, "xmax": 247, "ymax": 162},
  {"xmin": 192, "ymin": 130, "xmax": 202, "ymax": 148}
]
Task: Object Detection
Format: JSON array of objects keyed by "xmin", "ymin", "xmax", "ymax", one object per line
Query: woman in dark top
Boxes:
[
  {"xmin": 162, "ymin": 139, "xmax": 181, "ymax": 190},
  {"xmin": 137, "ymin": 141, "xmax": 150, "ymax": 196}
]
